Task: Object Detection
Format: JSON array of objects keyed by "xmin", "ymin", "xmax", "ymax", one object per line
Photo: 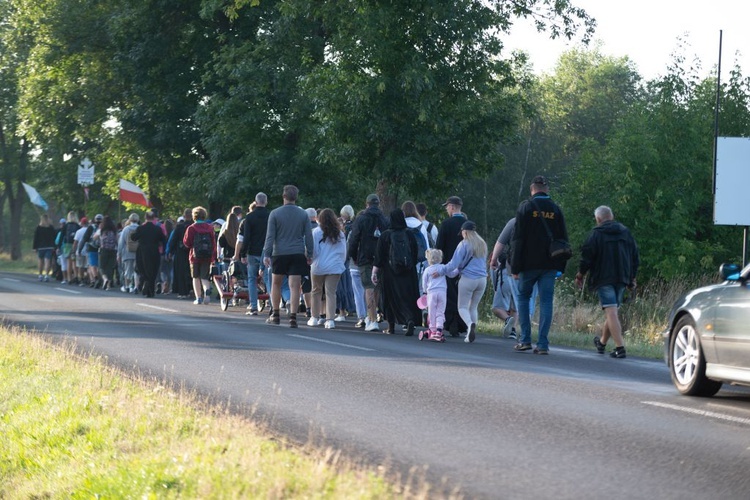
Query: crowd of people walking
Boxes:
[{"xmin": 32, "ymin": 176, "xmax": 639, "ymax": 356}]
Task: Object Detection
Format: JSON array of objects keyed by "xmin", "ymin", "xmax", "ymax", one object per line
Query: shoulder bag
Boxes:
[{"xmin": 529, "ymin": 198, "xmax": 572, "ymax": 261}]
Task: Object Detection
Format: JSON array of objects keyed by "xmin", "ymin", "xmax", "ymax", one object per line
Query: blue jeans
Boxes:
[
  {"xmin": 509, "ymin": 274, "xmax": 538, "ymax": 320},
  {"xmin": 246, "ymin": 255, "xmax": 262, "ymax": 310},
  {"xmin": 517, "ymin": 269, "xmax": 557, "ymax": 350}
]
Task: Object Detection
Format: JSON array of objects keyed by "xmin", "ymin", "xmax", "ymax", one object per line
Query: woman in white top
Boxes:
[
  {"xmin": 402, "ymin": 201, "xmax": 431, "ymax": 294},
  {"xmin": 308, "ymin": 208, "xmax": 347, "ymax": 329}
]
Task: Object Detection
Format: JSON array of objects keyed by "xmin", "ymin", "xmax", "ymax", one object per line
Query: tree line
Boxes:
[{"xmin": 1, "ymin": 0, "xmax": 748, "ymax": 282}]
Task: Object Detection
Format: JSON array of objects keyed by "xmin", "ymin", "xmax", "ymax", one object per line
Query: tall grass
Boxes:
[
  {"xmin": 478, "ymin": 272, "xmax": 719, "ymax": 358},
  {"xmin": 0, "ymin": 326, "xmax": 442, "ymax": 499}
]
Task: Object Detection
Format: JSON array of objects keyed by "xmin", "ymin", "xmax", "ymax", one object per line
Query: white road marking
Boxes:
[
  {"xmin": 643, "ymin": 401, "xmax": 750, "ymax": 426},
  {"xmin": 55, "ymin": 287, "xmax": 81, "ymax": 294},
  {"xmin": 37, "ymin": 298, "xmax": 55, "ymax": 303},
  {"xmin": 136, "ymin": 303, "xmax": 179, "ymax": 313},
  {"xmin": 288, "ymin": 334, "xmax": 375, "ymax": 352},
  {"xmin": 3, "ymin": 277, "xmax": 21, "ymax": 282}
]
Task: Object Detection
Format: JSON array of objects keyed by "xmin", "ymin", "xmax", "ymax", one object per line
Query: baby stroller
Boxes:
[
  {"xmin": 416, "ymin": 294, "xmax": 445, "ymax": 342},
  {"xmin": 214, "ymin": 260, "xmax": 269, "ymax": 312}
]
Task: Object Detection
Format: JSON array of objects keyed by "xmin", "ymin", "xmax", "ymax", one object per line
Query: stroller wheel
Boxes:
[
  {"xmin": 418, "ymin": 330, "xmax": 426, "ymax": 341},
  {"xmin": 220, "ymin": 271, "xmax": 231, "ymax": 293}
]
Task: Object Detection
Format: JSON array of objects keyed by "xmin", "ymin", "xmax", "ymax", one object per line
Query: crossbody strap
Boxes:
[
  {"xmin": 457, "ymin": 243, "xmax": 473, "ymax": 273},
  {"xmin": 529, "ymin": 198, "xmax": 555, "ymax": 243}
]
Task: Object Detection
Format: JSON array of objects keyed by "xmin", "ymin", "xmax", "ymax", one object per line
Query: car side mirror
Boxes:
[{"xmin": 719, "ymin": 263, "xmax": 741, "ymax": 281}]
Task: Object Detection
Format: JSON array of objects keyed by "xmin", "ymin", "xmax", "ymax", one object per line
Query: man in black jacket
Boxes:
[
  {"xmin": 348, "ymin": 194, "xmax": 389, "ymax": 332},
  {"xmin": 510, "ymin": 176, "xmax": 568, "ymax": 355},
  {"xmin": 436, "ymin": 195, "xmax": 467, "ymax": 336},
  {"xmin": 234, "ymin": 192, "xmax": 270, "ymax": 316},
  {"xmin": 575, "ymin": 206, "xmax": 639, "ymax": 359}
]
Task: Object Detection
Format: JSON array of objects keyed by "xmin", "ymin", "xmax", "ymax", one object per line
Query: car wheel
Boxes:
[{"xmin": 669, "ymin": 316, "xmax": 722, "ymax": 397}]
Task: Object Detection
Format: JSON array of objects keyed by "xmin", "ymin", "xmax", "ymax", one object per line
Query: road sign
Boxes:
[{"xmin": 78, "ymin": 158, "xmax": 94, "ymax": 185}]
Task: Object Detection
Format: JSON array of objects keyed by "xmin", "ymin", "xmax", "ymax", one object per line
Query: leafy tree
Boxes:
[
  {"xmin": 0, "ymin": 0, "xmax": 35, "ymax": 258},
  {"xmin": 561, "ymin": 59, "xmax": 750, "ymax": 281},
  {"xmin": 198, "ymin": 0, "xmax": 595, "ymax": 213}
]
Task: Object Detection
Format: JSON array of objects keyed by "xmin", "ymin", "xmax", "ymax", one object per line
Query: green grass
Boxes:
[
  {"xmin": 0, "ymin": 247, "xmax": 37, "ymax": 274},
  {"xmin": 0, "ymin": 327, "xmax": 436, "ymax": 499}
]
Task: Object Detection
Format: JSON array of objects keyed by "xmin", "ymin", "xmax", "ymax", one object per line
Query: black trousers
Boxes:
[{"xmin": 444, "ymin": 276, "xmax": 467, "ymax": 335}]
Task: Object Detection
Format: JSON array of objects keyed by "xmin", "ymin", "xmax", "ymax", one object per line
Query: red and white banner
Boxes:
[{"xmin": 119, "ymin": 179, "xmax": 151, "ymax": 207}]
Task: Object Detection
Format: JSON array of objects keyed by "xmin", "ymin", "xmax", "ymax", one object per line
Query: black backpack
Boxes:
[
  {"xmin": 65, "ymin": 222, "xmax": 79, "ymax": 244},
  {"xmin": 193, "ymin": 231, "xmax": 213, "ymax": 260},
  {"xmin": 388, "ymin": 230, "xmax": 413, "ymax": 273},
  {"xmin": 425, "ymin": 222, "xmax": 435, "ymax": 248},
  {"xmin": 80, "ymin": 225, "xmax": 95, "ymax": 253}
]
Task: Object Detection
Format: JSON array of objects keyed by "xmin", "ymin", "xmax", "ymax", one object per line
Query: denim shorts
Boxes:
[
  {"xmin": 597, "ymin": 284, "xmax": 625, "ymax": 309},
  {"xmin": 37, "ymin": 248, "xmax": 53, "ymax": 260}
]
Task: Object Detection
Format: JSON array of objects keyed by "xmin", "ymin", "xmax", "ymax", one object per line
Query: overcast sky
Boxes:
[{"xmin": 506, "ymin": 0, "xmax": 750, "ymax": 81}]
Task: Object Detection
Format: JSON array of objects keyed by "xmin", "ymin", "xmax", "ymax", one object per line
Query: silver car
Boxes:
[{"xmin": 663, "ymin": 263, "xmax": 750, "ymax": 396}]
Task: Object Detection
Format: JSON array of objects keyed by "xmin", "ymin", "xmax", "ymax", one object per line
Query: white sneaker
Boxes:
[
  {"xmin": 324, "ymin": 320, "xmax": 335, "ymax": 329},
  {"xmin": 120, "ymin": 285, "xmax": 127, "ymax": 293},
  {"xmin": 365, "ymin": 319, "xmax": 380, "ymax": 332},
  {"xmin": 307, "ymin": 317, "xmax": 319, "ymax": 327},
  {"xmin": 317, "ymin": 318, "xmax": 326, "ymax": 326},
  {"xmin": 334, "ymin": 315, "xmax": 346, "ymax": 322},
  {"xmin": 38, "ymin": 274, "xmax": 43, "ymax": 281}
]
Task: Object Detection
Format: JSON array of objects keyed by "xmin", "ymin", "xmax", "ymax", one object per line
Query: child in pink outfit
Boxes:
[{"xmin": 421, "ymin": 249, "xmax": 454, "ymax": 339}]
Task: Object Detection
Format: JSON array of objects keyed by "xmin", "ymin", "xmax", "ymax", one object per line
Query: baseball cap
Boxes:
[
  {"xmin": 94, "ymin": 214, "xmax": 103, "ymax": 222},
  {"xmin": 59, "ymin": 218, "xmax": 66, "ymax": 224},
  {"xmin": 366, "ymin": 193, "xmax": 380, "ymax": 205},
  {"xmin": 80, "ymin": 217, "xmax": 89, "ymax": 225},
  {"xmin": 442, "ymin": 196, "xmax": 462, "ymax": 207},
  {"xmin": 531, "ymin": 175, "xmax": 549, "ymax": 186},
  {"xmin": 213, "ymin": 218, "xmax": 225, "ymax": 226},
  {"xmin": 461, "ymin": 220, "xmax": 477, "ymax": 231}
]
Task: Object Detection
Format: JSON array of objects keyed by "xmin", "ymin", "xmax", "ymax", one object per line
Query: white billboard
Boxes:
[{"xmin": 715, "ymin": 137, "xmax": 750, "ymax": 226}]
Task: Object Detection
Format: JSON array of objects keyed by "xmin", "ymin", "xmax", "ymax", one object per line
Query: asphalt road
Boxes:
[{"xmin": 2, "ymin": 272, "xmax": 750, "ymax": 499}]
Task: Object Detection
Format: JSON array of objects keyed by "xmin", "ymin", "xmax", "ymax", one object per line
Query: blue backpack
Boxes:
[{"xmin": 409, "ymin": 227, "xmax": 428, "ymax": 263}]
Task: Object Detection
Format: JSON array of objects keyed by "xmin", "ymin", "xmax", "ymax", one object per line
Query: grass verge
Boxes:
[
  {"xmin": 476, "ymin": 273, "xmax": 716, "ymax": 359},
  {"xmin": 0, "ymin": 326, "xmax": 435, "ymax": 499},
  {"xmin": 0, "ymin": 248, "xmax": 37, "ymax": 274}
]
